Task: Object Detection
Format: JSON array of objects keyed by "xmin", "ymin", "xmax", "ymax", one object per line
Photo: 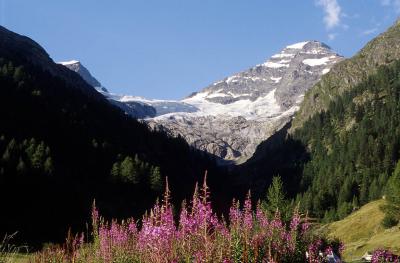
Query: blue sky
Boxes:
[{"xmin": 0, "ymin": 1, "xmax": 399, "ymax": 99}]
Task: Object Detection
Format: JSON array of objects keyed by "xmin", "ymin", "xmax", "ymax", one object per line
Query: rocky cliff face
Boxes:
[{"xmin": 148, "ymin": 115, "xmax": 291, "ymax": 164}]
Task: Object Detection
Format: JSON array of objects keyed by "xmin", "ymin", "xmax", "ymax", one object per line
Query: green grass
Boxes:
[
  {"xmin": 0, "ymin": 232, "xmax": 30, "ymax": 263},
  {"xmin": 4, "ymin": 253, "xmax": 31, "ymax": 263},
  {"xmin": 320, "ymin": 199, "xmax": 400, "ymax": 261}
]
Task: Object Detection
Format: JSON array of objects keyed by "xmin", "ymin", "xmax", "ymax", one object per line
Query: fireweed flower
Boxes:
[
  {"xmin": 307, "ymin": 239, "xmax": 323, "ymax": 263},
  {"xmin": 255, "ymin": 202, "xmax": 269, "ymax": 229},
  {"xmin": 36, "ymin": 176, "xmax": 345, "ymax": 263},
  {"xmin": 229, "ymin": 199, "xmax": 242, "ymax": 229},
  {"xmin": 290, "ymin": 210, "xmax": 301, "ymax": 232},
  {"xmin": 243, "ymin": 192, "xmax": 253, "ymax": 232},
  {"xmin": 338, "ymin": 242, "xmax": 345, "ymax": 254},
  {"xmin": 372, "ymin": 249, "xmax": 399, "ymax": 263}
]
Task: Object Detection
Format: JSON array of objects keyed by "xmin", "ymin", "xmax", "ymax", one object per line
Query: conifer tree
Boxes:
[
  {"xmin": 110, "ymin": 161, "xmax": 120, "ymax": 179},
  {"xmin": 120, "ymin": 156, "xmax": 138, "ymax": 184},
  {"xmin": 263, "ymin": 176, "xmax": 290, "ymax": 221},
  {"xmin": 31, "ymin": 142, "xmax": 45, "ymax": 170},
  {"xmin": 44, "ymin": 157, "xmax": 54, "ymax": 176},
  {"xmin": 382, "ymin": 160, "xmax": 400, "ymax": 228},
  {"xmin": 16, "ymin": 157, "xmax": 27, "ymax": 175},
  {"xmin": 150, "ymin": 166, "xmax": 162, "ymax": 193}
]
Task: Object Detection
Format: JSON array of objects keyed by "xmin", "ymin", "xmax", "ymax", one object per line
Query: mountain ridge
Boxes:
[
  {"xmin": 63, "ymin": 40, "xmax": 343, "ymax": 163},
  {"xmin": 0, "ymin": 26, "xmax": 105, "ymax": 99},
  {"xmin": 238, "ymin": 19, "xmax": 400, "ymax": 222},
  {"xmin": 58, "ymin": 60, "xmax": 158, "ymax": 118},
  {"xmin": 0, "ymin": 25, "xmax": 225, "ymax": 245},
  {"xmin": 292, "ymin": 19, "xmax": 400, "ymax": 131},
  {"xmin": 59, "ymin": 60, "xmax": 105, "ymax": 91}
]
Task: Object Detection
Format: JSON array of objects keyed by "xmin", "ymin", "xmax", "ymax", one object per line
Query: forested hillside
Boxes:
[
  {"xmin": 293, "ymin": 61, "xmax": 400, "ymax": 220},
  {"xmin": 292, "ymin": 19, "xmax": 400, "ymax": 130},
  {"xmin": 240, "ymin": 60, "xmax": 400, "ymax": 222},
  {"xmin": 0, "ymin": 27, "xmax": 225, "ymax": 247},
  {"xmin": 237, "ymin": 19, "xmax": 400, "ymax": 223}
]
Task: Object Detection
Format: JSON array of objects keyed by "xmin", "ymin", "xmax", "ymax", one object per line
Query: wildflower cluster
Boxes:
[
  {"xmin": 33, "ymin": 178, "xmax": 342, "ymax": 262},
  {"xmin": 372, "ymin": 249, "xmax": 399, "ymax": 263}
]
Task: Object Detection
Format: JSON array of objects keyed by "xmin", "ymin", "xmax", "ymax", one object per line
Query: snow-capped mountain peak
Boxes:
[
  {"xmin": 59, "ymin": 60, "xmax": 80, "ymax": 66},
  {"xmin": 57, "ymin": 60, "xmax": 105, "ymax": 91},
  {"xmin": 143, "ymin": 40, "xmax": 344, "ymax": 163},
  {"xmin": 286, "ymin": 41, "xmax": 310, "ymax": 49},
  {"xmin": 184, "ymin": 40, "xmax": 342, "ymax": 110},
  {"xmin": 62, "ymin": 41, "xmax": 344, "ymax": 163}
]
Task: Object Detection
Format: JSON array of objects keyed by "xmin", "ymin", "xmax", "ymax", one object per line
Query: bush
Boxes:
[{"xmin": 382, "ymin": 214, "xmax": 399, "ymax": 229}]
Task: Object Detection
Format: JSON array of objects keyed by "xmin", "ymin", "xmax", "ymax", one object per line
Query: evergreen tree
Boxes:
[
  {"xmin": 352, "ymin": 196, "xmax": 359, "ymax": 210},
  {"xmin": 13, "ymin": 66, "xmax": 24, "ymax": 82},
  {"xmin": 149, "ymin": 166, "xmax": 162, "ymax": 193},
  {"xmin": 2, "ymin": 148, "xmax": 10, "ymax": 162},
  {"xmin": 16, "ymin": 157, "xmax": 27, "ymax": 175},
  {"xmin": 25, "ymin": 138, "xmax": 37, "ymax": 160},
  {"xmin": 120, "ymin": 156, "xmax": 138, "ymax": 184},
  {"xmin": 382, "ymin": 160, "xmax": 400, "ymax": 228},
  {"xmin": 369, "ymin": 179, "xmax": 380, "ymax": 200},
  {"xmin": 263, "ymin": 176, "xmax": 290, "ymax": 220},
  {"xmin": 337, "ymin": 202, "xmax": 352, "ymax": 219},
  {"xmin": 44, "ymin": 157, "xmax": 54, "ymax": 176},
  {"xmin": 31, "ymin": 142, "xmax": 45, "ymax": 170},
  {"xmin": 110, "ymin": 161, "xmax": 120, "ymax": 179},
  {"xmin": 2, "ymin": 139, "xmax": 16, "ymax": 162}
]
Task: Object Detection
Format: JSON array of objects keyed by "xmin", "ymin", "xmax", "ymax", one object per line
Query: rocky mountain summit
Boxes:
[
  {"xmin": 292, "ymin": 20, "xmax": 400, "ymax": 131},
  {"xmin": 62, "ymin": 41, "xmax": 343, "ymax": 163},
  {"xmin": 149, "ymin": 41, "xmax": 344, "ymax": 163},
  {"xmin": 58, "ymin": 60, "xmax": 157, "ymax": 119},
  {"xmin": 188, "ymin": 41, "xmax": 340, "ymax": 110},
  {"xmin": 59, "ymin": 60, "xmax": 105, "ymax": 91}
]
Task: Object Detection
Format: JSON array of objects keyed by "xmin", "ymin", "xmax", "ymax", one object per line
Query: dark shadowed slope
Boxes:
[{"xmin": 0, "ymin": 26, "xmax": 226, "ymax": 247}]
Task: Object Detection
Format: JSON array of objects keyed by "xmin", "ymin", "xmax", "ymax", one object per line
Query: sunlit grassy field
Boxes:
[
  {"xmin": 7, "ymin": 253, "xmax": 30, "ymax": 263},
  {"xmin": 320, "ymin": 199, "xmax": 400, "ymax": 262}
]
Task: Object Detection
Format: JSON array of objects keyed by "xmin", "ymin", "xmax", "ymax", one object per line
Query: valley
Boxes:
[{"xmin": 0, "ymin": 4, "xmax": 400, "ymax": 262}]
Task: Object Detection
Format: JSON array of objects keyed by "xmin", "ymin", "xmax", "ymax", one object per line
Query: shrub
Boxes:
[{"xmin": 382, "ymin": 214, "xmax": 399, "ymax": 229}]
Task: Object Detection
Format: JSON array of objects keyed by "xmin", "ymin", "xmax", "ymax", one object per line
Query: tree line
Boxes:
[{"xmin": 239, "ymin": 60, "xmax": 400, "ymax": 225}]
